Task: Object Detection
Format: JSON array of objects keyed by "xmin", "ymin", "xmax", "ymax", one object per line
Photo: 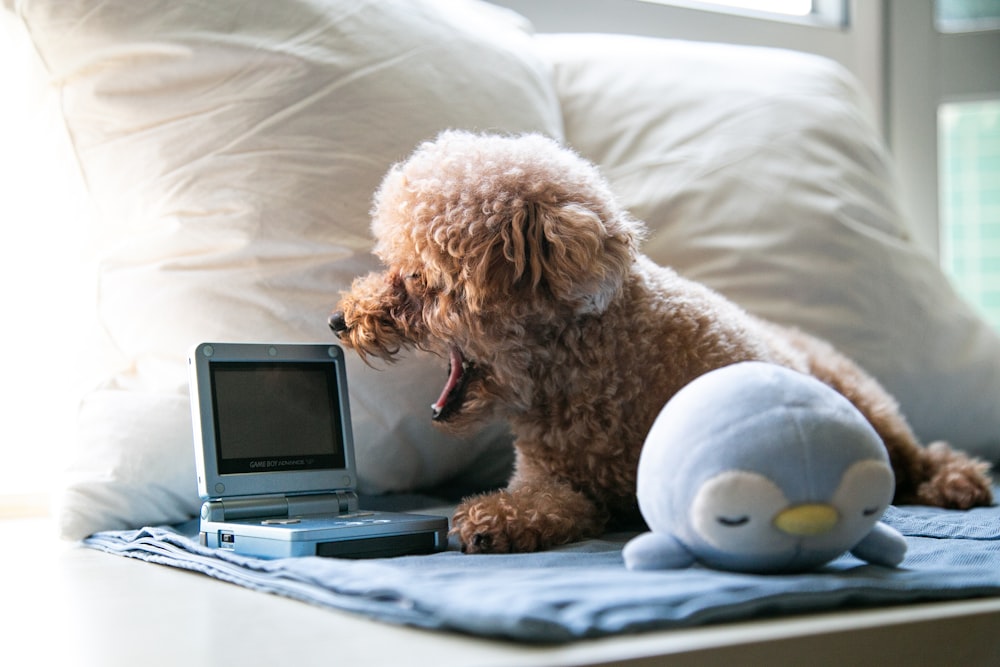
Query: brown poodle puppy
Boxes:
[{"xmin": 330, "ymin": 130, "xmax": 993, "ymax": 554}]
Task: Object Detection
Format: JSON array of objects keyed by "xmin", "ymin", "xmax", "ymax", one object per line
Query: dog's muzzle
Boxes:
[{"xmin": 328, "ymin": 311, "xmax": 348, "ymax": 336}]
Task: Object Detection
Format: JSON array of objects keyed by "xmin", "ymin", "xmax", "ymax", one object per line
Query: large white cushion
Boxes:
[
  {"xmin": 13, "ymin": 0, "xmax": 562, "ymax": 540},
  {"xmin": 539, "ymin": 34, "xmax": 1000, "ymax": 462}
]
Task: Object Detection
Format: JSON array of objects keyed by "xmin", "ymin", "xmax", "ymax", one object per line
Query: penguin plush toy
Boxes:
[{"xmin": 623, "ymin": 362, "xmax": 907, "ymax": 573}]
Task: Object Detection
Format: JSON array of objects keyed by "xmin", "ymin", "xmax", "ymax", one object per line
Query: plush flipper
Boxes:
[
  {"xmin": 849, "ymin": 521, "xmax": 907, "ymax": 568},
  {"xmin": 623, "ymin": 531, "xmax": 695, "ymax": 570}
]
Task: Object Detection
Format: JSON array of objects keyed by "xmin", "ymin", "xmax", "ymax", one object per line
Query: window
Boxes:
[
  {"xmin": 650, "ymin": 0, "xmax": 812, "ymax": 16},
  {"xmin": 936, "ymin": 0, "xmax": 1000, "ymax": 32},
  {"xmin": 939, "ymin": 101, "xmax": 1000, "ymax": 329},
  {"xmin": 886, "ymin": 1, "xmax": 999, "ymax": 311},
  {"xmin": 936, "ymin": 4, "xmax": 1000, "ymax": 327},
  {"xmin": 637, "ymin": 0, "xmax": 847, "ymax": 26}
]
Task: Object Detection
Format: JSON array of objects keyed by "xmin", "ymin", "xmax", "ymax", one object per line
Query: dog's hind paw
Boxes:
[{"xmin": 911, "ymin": 442, "xmax": 994, "ymax": 509}]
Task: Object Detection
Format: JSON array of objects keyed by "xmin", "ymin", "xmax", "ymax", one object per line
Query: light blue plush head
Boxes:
[{"xmin": 624, "ymin": 362, "xmax": 907, "ymax": 573}]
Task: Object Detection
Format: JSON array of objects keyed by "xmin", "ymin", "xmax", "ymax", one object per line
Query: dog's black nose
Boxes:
[{"xmin": 328, "ymin": 311, "xmax": 348, "ymax": 334}]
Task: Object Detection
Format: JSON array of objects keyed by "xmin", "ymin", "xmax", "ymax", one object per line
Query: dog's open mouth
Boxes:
[{"xmin": 432, "ymin": 347, "xmax": 474, "ymax": 421}]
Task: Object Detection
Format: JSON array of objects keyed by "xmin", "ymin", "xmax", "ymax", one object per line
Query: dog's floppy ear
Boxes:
[{"xmin": 465, "ymin": 198, "xmax": 636, "ymax": 313}]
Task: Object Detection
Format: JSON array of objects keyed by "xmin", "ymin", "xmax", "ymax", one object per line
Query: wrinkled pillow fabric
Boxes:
[
  {"xmin": 13, "ymin": 0, "xmax": 562, "ymax": 540},
  {"xmin": 540, "ymin": 33, "xmax": 1000, "ymax": 463}
]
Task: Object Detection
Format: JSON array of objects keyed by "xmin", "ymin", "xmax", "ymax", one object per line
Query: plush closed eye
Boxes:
[
  {"xmin": 691, "ymin": 471, "xmax": 789, "ymax": 554},
  {"xmin": 717, "ymin": 516, "xmax": 750, "ymax": 527},
  {"xmin": 832, "ymin": 460, "xmax": 895, "ymax": 526}
]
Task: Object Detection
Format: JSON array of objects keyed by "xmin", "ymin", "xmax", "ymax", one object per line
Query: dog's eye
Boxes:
[{"xmin": 400, "ymin": 272, "xmax": 427, "ymax": 300}]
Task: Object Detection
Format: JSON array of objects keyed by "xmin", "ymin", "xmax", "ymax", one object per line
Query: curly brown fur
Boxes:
[{"xmin": 331, "ymin": 130, "xmax": 993, "ymax": 554}]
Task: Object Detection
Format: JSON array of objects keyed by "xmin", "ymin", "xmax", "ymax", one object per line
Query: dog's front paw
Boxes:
[
  {"xmin": 451, "ymin": 491, "xmax": 535, "ymax": 554},
  {"xmin": 450, "ymin": 485, "xmax": 606, "ymax": 554}
]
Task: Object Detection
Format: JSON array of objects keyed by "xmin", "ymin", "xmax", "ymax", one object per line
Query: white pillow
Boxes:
[
  {"xmin": 13, "ymin": 0, "xmax": 563, "ymax": 540},
  {"xmin": 539, "ymin": 34, "xmax": 1000, "ymax": 463}
]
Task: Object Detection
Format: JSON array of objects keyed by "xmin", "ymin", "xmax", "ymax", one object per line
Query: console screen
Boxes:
[{"xmin": 210, "ymin": 361, "xmax": 346, "ymax": 474}]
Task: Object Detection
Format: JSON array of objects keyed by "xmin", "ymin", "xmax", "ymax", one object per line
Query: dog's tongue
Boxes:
[{"xmin": 432, "ymin": 347, "xmax": 465, "ymax": 419}]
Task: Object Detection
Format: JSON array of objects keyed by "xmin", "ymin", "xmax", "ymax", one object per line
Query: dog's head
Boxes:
[{"xmin": 331, "ymin": 131, "xmax": 643, "ymax": 427}]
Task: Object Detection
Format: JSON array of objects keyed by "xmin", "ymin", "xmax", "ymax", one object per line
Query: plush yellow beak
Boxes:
[{"xmin": 774, "ymin": 504, "xmax": 839, "ymax": 536}]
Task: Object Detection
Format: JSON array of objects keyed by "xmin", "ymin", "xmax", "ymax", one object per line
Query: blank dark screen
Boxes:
[{"xmin": 210, "ymin": 362, "xmax": 346, "ymax": 474}]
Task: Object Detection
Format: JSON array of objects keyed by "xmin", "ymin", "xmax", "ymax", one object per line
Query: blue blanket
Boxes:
[{"xmin": 84, "ymin": 496, "xmax": 1000, "ymax": 643}]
